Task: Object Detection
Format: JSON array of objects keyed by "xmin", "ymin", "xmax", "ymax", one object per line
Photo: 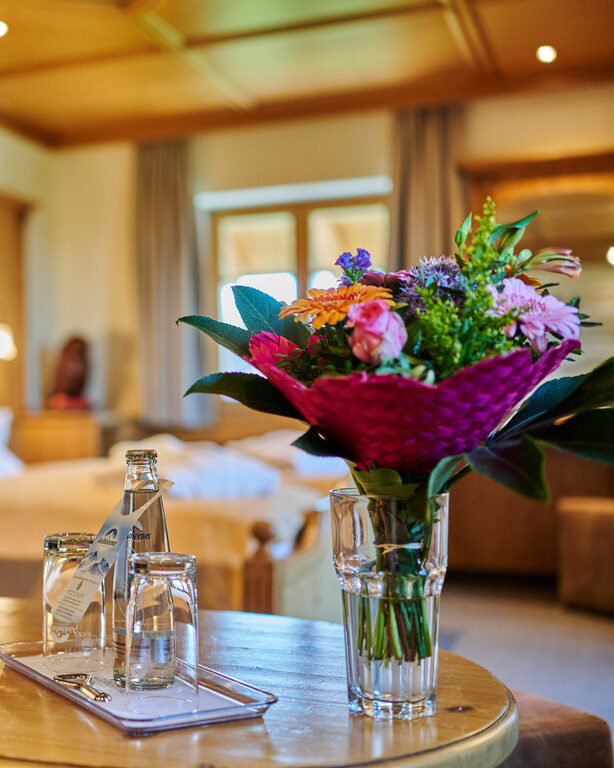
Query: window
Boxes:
[{"xmin": 213, "ymin": 197, "xmax": 390, "ymax": 372}]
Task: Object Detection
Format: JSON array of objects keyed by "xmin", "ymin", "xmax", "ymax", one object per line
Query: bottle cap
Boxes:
[{"xmin": 126, "ymin": 449, "xmax": 157, "ymax": 460}]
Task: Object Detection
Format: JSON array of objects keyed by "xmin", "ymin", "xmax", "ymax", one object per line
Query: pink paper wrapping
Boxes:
[{"xmin": 249, "ymin": 333, "xmax": 580, "ymax": 473}]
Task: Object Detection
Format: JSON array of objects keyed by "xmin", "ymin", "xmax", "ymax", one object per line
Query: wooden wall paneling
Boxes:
[
  {"xmin": 0, "ymin": 195, "xmax": 25, "ymax": 414},
  {"xmin": 449, "ymin": 449, "xmax": 614, "ymax": 575}
]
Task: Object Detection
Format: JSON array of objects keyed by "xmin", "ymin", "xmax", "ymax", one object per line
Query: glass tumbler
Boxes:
[
  {"xmin": 43, "ymin": 532, "xmax": 105, "ymax": 673},
  {"xmin": 124, "ymin": 553, "xmax": 199, "ymax": 710}
]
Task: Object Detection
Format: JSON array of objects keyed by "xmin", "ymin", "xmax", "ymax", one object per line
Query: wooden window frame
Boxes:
[{"xmin": 211, "ymin": 194, "xmax": 390, "ymax": 310}]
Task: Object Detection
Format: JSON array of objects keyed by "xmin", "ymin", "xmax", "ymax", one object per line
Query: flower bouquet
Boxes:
[{"xmin": 179, "ymin": 199, "xmax": 614, "ymax": 719}]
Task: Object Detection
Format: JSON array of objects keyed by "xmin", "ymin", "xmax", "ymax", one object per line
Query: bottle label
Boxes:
[{"xmin": 51, "ymin": 479, "xmax": 173, "ymax": 626}]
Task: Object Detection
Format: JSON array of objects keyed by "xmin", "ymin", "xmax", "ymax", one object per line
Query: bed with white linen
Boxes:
[{"xmin": 0, "ymin": 428, "xmax": 345, "ymax": 621}]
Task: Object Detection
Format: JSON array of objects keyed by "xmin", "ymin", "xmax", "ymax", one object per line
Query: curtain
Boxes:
[
  {"xmin": 389, "ymin": 106, "xmax": 465, "ymax": 270},
  {"xmin": 136, "ymin": 140, "xmax": 210, "ymax": 428}
]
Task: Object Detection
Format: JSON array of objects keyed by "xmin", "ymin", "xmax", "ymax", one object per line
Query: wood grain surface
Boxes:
[{"xmin": 0, "ymin": 598, "xmax": 517, "ymax": 768}]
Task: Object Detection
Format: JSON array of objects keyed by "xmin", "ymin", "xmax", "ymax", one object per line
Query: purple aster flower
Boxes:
[{"xmin": 398, "ymin": 256, "xmax": 465, "ymax": 316}]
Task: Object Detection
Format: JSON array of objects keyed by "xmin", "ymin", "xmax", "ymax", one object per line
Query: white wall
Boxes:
[
  {"xmin": 191, "ymin": 111, "xmax": 393, "ymax": 192},
  {"xmin": 46, "ymin": 143, "xmax": 139, "ymax": 416},
  {"xmin": 458, "ymin": 82, "xmax": 614, "ymax": 163},
  {"xmin": 0, "ymin": 130, "xmax": 140, "ymax": 416}
]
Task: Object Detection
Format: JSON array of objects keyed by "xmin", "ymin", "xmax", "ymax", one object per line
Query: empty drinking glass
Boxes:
[
  {"xmin": 43, "ymin": 532, "xmax": 105, "ymax": 673},
  {"xmin": 124, "ymin": 553, "xmax": 198, "ymax": 711}
]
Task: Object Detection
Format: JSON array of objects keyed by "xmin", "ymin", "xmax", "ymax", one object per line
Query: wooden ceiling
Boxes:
[{"xmin": 0, "ymin": 0, "xmax": 613, "ymax": 147}]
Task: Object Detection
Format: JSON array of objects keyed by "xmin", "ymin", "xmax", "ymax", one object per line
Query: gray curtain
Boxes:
[
  {"xmin": 389, "ymin": 106, "xmax": 465, "ymax": 270},
  {"xmin": 136, "ymin": 140, "xmax": 210, "ymax": 428}
]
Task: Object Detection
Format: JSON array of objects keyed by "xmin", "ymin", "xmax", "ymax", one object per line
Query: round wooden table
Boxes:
[{"xmin": 0, "ymin": 598, "xmax": 517, "ymax": 768}]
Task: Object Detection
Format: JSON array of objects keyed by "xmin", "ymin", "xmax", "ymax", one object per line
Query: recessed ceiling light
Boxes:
[
  {"xmin": 0, "ymin": 21, "xmax": 8, "ymax": 38},
  {"xmin": 607, "ymin": 246, "xmax": 614, "ymax": 266},
  {"xmin": 536, "ymin": 45, "xmax": 557, "ymax": 63}
]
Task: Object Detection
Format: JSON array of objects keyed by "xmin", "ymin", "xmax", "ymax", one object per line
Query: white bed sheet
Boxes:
[{"xmin": 3, "ymin": 457, "xmax": 320, "ymax": 568}]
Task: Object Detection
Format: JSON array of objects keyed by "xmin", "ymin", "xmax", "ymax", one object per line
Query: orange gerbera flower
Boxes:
[{"xmin": 279, "ymin": 285, "xmax": 393, "ymax": 330}]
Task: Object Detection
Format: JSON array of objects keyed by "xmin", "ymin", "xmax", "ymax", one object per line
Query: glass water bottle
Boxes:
[{"xmin": 112, "ymin": 449, "xmax": 170, "ymax": 686}]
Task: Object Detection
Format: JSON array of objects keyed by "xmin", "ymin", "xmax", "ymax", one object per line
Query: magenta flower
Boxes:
[
  {"xmin": 488, "ymin": 278, "xmax": 580, "ymax": 354},
  {"xmin": 249, "ymin": 332, "xmax": 298, "ymax": 366},
  {"xmin": 347, "ymin": 299, "xmax": 408, "ymax": 364}
]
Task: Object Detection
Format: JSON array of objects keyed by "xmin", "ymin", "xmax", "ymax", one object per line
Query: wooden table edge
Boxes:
[{"xmin": 346, "ymin": 686, "xmax": 518, "ymax": 768}]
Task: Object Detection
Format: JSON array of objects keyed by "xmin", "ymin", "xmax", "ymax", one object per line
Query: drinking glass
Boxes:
[
  {"xmin": 43, "ymin": 532, "xmax": 105, "ymax": 673},
  {"xmin": 124, "ymin": 553, "xmax": 198, "ymax": 712}
]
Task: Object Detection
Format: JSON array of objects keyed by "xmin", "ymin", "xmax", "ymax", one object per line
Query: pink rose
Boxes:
[{"xmin": 347, "ymin": 299, "xmax": 407, "ymax": 364}]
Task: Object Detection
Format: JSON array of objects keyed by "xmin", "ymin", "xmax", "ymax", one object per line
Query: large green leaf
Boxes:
[
  {"xmin": 231, "ymin": 285, "xmax": 311, "ymax": 346},
  {"xmin": 464, "ymin": 435, "xmax": 549, "ymax": 501},
  {"xmin": 428, "ymin": 455, "xmax": 465, "ymax": 497},
  {"xmin": 496, "ymin": 357, "xmax": 614, "ymax": 440},
  {"xmin": 292, "ymin": 427, "xmax": 352, "ymax": 460},
  {"xmin": 547, "ymin": 357, "xmax": 614, "ymax": 415},
  {"xmin": 532, "ymin": 409, "xmax": 614, "ymax": 465},
  {"xmin": 177, "ymin": 315, "xmax": 251, "ymax": 358},
  {"xmin": 495, "ymin": 374, "xmax": 586, "ymax": 438},
  {"xmin": 185, "ymin": 372, "xmax": 303, "ymax": 420}
]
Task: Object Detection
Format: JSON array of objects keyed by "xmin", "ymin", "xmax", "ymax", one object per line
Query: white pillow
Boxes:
[
  {"xmin": 108, "ymin": 434, "xmax": 203, "ymax": 467},
  {"xmin": 0, "ymin": 447, "xmax": 24, "ymax": 479},
  {"xmin": 228, "ymin": 429, "xmax": 348, "ymax": 477}
]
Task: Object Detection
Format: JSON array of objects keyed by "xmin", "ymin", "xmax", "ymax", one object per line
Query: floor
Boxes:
[{"xmin": 439, "ymin": 574, "xmax": 614, "ymax": 738}]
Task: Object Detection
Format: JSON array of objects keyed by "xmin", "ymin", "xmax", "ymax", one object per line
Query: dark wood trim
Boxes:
[
  {"xmin": 460, "ymin": 152, "xmax": 614, "ymax": 181},
  {"xmin": 243, "ymin": 522, "xmax": 274, "ymax": 614},
  {"xmin": 208, "ymin": 195, "xmax": 389, "ymax": 219},
  {"xmin": 440, "ymin": 0, "xmax": 500, "ymax": 75},
  {"xmin": 44, "ymin": 65, "xmax": 614, "ymax": 148}
]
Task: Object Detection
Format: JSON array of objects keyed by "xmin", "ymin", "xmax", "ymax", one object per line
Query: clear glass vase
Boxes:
[{"xmin": 330, "ymin": 488, "xmax": 448, "ymax": 720}]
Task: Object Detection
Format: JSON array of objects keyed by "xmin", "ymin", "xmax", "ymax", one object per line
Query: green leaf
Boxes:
[
  {"xmin": 501, "ymin": 357, "xmax": 614, "ymax": 440},
  {"xmin": 292, "ymin": 427, "xmax": 352, "ymax": 460},
  {"xmin": 185, "ymin": 372, "xmax": 303, "ymax": 420},
  {"xmin": 428, "ymin": 455, "xmax": 465, "ymax": 497},
  {"xmin": 464, "ymin": 436, "xmax": 549, "ymax": 501},
  {"xmin": 488, "ymin": 210, "xmax": 540, "ymax": 245},
  {"xmin": 177, "ymin": 315, "xmax": 251, "ymax": 358},
  {"xmin": 232, "ymin": 285, "xmax": 311, "ymax": 346},
  {"xmin": 455, "ymin": 213, "xmax": 472, "ymax": 247},
  {"xmin": 496, "ymin": 374, "xmax": 587, "ymax": 438},
  {"xmin": 532, "ymin": 409, "xmax": 614, "ymax": 465},
  {"xmin": 350, "ymin": 467, "xmax": 425, "ymax": 498}
]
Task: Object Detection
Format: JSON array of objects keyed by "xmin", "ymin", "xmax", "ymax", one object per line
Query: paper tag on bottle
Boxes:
[{"xmin": 51, "ymin": 479, "xmax": 173, "ymax": 626}]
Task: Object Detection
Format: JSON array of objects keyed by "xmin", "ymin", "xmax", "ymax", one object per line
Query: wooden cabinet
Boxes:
[{"xmin": 10, "ymin": 411, "xmax": 105, "ymax": 463}]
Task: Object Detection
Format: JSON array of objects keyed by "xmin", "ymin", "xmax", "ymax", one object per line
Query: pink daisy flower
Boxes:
[{"xmin": 488, "ymin": 278, "xmax": 580, "ymax": 354}]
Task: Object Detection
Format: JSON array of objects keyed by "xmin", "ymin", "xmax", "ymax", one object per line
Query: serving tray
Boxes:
[{"xmin": 0, "ymin": 641, "xmax": 277, "ymax": 736}]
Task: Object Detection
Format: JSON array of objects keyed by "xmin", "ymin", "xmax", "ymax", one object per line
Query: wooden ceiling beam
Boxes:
[
  {"xmin": 438, "ymin": 0, "xmax": 500, "ymax": 75},
  {"xmin": 182, "ymin": 1, "xmax": 439, "ymax": 47},
  {"xmin": 126, "ymin": 11, "xmax": 256, "ymax": 110},
  {"xmin": 0, "ymin": 48, "xmax": 153, "ymax": 80},
  {"xmin": 0, "ymin": 1, "xmax": 440, "ymax": 81},
  {"xmin": 121, "ymin": 0, "xmax": 164, "ymax": 11}
]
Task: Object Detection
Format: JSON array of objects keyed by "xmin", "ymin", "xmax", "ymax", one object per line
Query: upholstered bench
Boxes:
[
  {"xmin": 557, "ymin": 497, "xmax": 614, "ymax": 613},
  {"xmin": 501, "ymin": 688, "xmax": 614, "ymax": 767}
]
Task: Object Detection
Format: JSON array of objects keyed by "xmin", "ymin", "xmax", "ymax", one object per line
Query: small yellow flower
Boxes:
[{"xmin": 279, "ymin": 285, "xmax": 393, "ymax": 330}]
